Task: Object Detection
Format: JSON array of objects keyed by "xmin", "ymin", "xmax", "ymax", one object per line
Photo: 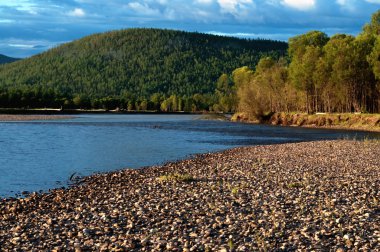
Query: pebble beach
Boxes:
[{"xmin": 0, "ymin": 140, "xmax": 379, "ymax": 251}]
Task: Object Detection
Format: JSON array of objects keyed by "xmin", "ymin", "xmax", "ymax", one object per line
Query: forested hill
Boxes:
[
  {"xmin": 0, "ymin": 28, "xmax": 287, "ymax": 108},
  {"xmin": 0, "ymin": 54, "xmax": 19, "ymax": 64}
]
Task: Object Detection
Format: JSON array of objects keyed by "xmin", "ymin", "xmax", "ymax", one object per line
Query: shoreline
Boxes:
[
  {"xmin": 232, "ymin": 112, "xmax": 380, "ymax": 133},
  {"xmin": 0, "ymin": 114, "xmax": 75, "ymax": 121},
  {"xmin": 1, "ymin": 140, "xmax": 379, "ymax": 250},
  {"xmin": 0, "ymin": 109, "xmax": 379, "ymax": 133},
  {"xmin": 0, "ymin": 108, "xmax": 202, "ymax": 115}
]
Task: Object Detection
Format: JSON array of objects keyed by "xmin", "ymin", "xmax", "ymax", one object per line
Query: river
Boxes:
[{"xmin": 0, "ymin": 114, "xmax": 379, "ymax": 197}]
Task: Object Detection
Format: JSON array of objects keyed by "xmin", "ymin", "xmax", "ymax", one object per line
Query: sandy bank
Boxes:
[
  {"xmin": 1, "ymin": 140, "xmax": 379, "ymax": 251},
  {"xmin": 0, "ymin": 114, "xmax": 74, "ymax": 121}
]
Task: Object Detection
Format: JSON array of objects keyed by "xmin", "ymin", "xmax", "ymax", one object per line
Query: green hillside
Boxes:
[
  {"xmin": 0, "ymin": 54, "xmax": 19, "ymax": 64},
  {"xmin": 0, "ymin": 28, "xmax": 287, "ymax": 109}
]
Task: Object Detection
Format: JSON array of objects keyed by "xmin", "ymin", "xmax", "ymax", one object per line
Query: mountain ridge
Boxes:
[
  {"xmin": 0, "ymin": 54, "xmax": 19, "ymax": 64},
  {"xmin": 0, "ymin": 28, "xmax": 287, "ymax": 109}
]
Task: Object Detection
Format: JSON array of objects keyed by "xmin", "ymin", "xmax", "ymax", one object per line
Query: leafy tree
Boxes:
[
  {"xmin": 232, "ymin": 66, "xmax": 254, "ymax": 88},
  {"xmin": 362, "ymin": 10, "xmax": 380, "ymax": 36},
  {"xmin": 234, "ymin": 10, "xmax": 380, "ymax": 116},
  {"xmin": 214, "ymin": 74, "xmax": 236, "ymax": 112},
  {"xmin": 236, "ymin": 57, "xmax": 289, "ymax": 118},
  {"xmin": 369, "ymin": 36, "xmax": 380, "ymax": 80},
  {"xmin": 288, "ymin": 31, "xmax": 329, "ymax": 113}
]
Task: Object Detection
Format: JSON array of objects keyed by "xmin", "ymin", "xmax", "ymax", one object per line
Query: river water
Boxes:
[{"xmin": 0, "ymin": 114, "xmax": 379, "ymax": 197}]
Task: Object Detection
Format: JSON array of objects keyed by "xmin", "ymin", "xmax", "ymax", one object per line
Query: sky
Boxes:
[{"xmin": 0, "ymin": 0, "xmax": 379, "ymax": 58}]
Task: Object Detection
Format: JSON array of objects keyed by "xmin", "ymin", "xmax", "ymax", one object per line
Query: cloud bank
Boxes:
[{"xmin": 0, "ymin": 0, "xmax": 379, "ymax": 57}]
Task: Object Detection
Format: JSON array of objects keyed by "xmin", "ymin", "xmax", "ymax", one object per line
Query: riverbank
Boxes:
[
  {"xmin": 0, "ymin": 114, "xmax": 74, "ymax": 121},
  {"xmin": 0, "ymin": 108, "xmax": 200, "ymax": 115},
  {"xmin": 232, "ymin": 112, "xmax": 380, "ymax": 132},
  {"xmin": 1, "ymin": 140, "xmax": 379, "ymax": 251}
]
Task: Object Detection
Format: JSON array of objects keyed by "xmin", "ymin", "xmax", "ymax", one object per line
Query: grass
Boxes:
[
  {"xmin": 287, "ymin": 182, "xmax": 303, "ymax": 189},
  {"xmin": 231, "ymin": 187, "xmax": 239, "ymax": 195},
  {"xmin": 228, "ymin": 238, "xmax": 234, "ymax": 250},
  {"xmin": 157, "ymin": 173, "xmax": 195, "ymax": 183}
]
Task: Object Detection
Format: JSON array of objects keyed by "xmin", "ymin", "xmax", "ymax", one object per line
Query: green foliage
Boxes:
[
  {"xmin": 213, "ymin": 73, "xmax": 237, "ymax": 112},
  {"xmin": 232, "ymin": 66, "xmax": 254, "ymax": 88},
  {"xmin": 288, "ymin": 31, "xmax": 329, "ymax": 59},
  {"xmin": 288, "ymin": 31, "xmax": 328, "ymax": 113},
  {"xmin": 362, "ymin": 10, "xmax": 380, "ymax": 36},
  {"xmin": 0, "ymin": 28, "xmax": 287, "ymax": 110},
  {"xmin": 235, "ymin": 10, "xmax": 380, "ymax": 117},
  {"xmin": 288, "ymin": 182, "xmax": 303, "ymax": 189},
  {"xmin": 236, "ymin": 58, "xmax": 291, "ymax": 120},
  {"xmin": 369, "ymin": 36, "xmax": 380, "ymax": 80}
]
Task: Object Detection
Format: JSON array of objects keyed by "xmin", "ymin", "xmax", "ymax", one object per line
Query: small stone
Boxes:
[
  {"xmin": 141, "ymin": 238, "xmax": 149, "ymax": 246},
  {"xmin": 189, "ymin": 232, "xmax": 198, "ymax": 238},
  {"xmin": 11, "ymin": 237, "xmax": 21, "ymax": 244}
]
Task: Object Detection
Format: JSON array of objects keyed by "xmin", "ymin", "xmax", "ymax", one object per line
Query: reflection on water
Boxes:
[{"xmin": 0, "ymin": 114, "xmax": 379, "ymax": 197}]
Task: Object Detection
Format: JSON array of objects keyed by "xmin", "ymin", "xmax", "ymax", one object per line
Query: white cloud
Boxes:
[
  {"xmin": 67, "ymin": 8, "xmax": 86, "ymax": 17},
  {"xmin": 336, "ymin": 0, "xmax": 347, "ymax": 5},
  {"xmin": 281, "ymin": 0, "xmax": 315, "ymax": 10},
  {"xmin": 217, "ymin": 0, "xmax": 253, "ymax": 14},
  {"xmin": 0, "ymin": 19, "xmax": 14, "ymax": 24},
  {"xmin": 265, "ymin": 0, "xmax": 280, "ymax": 6},
  {"xmin": 336, "ymin": 0, "xmax": 357, "ymax": 11},
  {"xmin": 195, "ymin": 0, "xmax": 214, "ymax": 4},
  {"xmin": 127, "ymin": 2, "xmax": 161, "ymax": 16},
  {"xmin": 0, "ymin": 38, "xmax": 61, "ymax": 51},
  {"xmin": 207, "ymin": 31, "xmax": 292, "ymax": 40},
  {"xmin": 8, "ymin": 43, "xmax": 35, "ymax": 49},
  {"xmin": 365, "ymin": 0, "xmax": 380, "ymax": 3},
  {"xmin": 0, "ymin": 0, "xmax": 39, "ymax": 14},
  {"xmin": 156, "ymin": 0, "xmax": 169, "ymax": 4},
  {"xmin": 208, "ymin": 31, "xmax": 261, "ymax": 36},
  {"xmin": 74, "ymin": 0, "xmax": 93, "ymax": 3}
]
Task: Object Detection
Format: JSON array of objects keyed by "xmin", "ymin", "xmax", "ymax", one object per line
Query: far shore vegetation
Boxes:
[
  {"xmin": 232, "ymin": 112, "xmax": 380, "ymax": 132},
  {"xmin": 0, "ymin": 11, "xmax": 379, "ymax": 128}
]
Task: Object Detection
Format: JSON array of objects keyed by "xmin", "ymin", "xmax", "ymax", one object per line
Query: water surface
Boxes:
[{"xmin": 1, "ymin": 114, "xmax": 379, "ymax": 197}]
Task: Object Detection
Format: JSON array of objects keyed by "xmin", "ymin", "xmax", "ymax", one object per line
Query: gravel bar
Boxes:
[
  {"xmin": 0, "ymin": 114, "xmax": 73, "ymax": 121},
  {"xmin": 1, "ymin": 140, "xmax": 379, "ymax": 251}
]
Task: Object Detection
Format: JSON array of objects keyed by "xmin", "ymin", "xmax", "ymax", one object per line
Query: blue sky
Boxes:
[{"xmin": 0, "ymin": 0, "xmax": 379, "ymax": 58}]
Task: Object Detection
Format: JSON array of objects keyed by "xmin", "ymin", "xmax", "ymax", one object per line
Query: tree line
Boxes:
[
  {"xmin": 214, "ymin": 10, "xmax": 380, "ymax": 118},
  {"xmin": 0, "ymin": 29, "xmax": 286, "ymax": 110}
]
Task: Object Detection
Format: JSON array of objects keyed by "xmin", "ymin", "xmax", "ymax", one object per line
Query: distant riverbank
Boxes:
[
  {"xmin": 0, "ymin": 108, "xmax": 203, "ymax": 115},
  {"xmin": 0, "ymin": 114, "xmax": 74, "ymax": 121},
  {"xmin": 232, "ymin": 112, "xmax": 380, "ymax": 132},
  {"xmin": 1, "ymin": 140, "xmax": 379, "ymax": 250},
  {"xmin": 2, "ymin": 110, "xmax": 379, "ymax": 134},
  {"xmin": 1, "ymin": 109, "xmax": 379, "ymax": 132}
]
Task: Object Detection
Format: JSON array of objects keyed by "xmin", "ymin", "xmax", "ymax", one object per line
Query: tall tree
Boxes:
[
  {"xmin": 288, "ymin": 31, "xmax": 329, "ymax": 113},
  {"xmin": 369, "ymin": 36, "xmax": 380, "ymax": 80},
  {"xmin": 214, "ymin": 73, "xmax": 237, "ymax": 112}
]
